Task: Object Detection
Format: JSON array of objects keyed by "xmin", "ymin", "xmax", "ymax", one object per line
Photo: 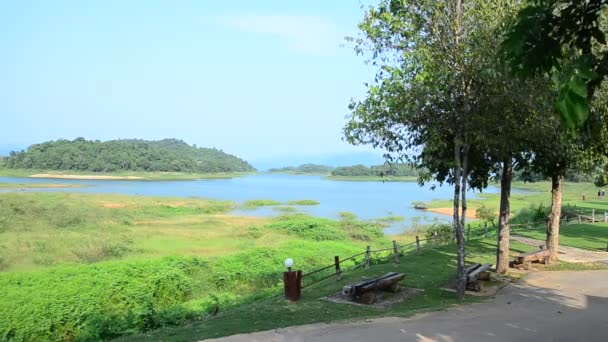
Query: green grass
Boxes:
[
  {"xmin": 0, "ymin": 182, "xmax": 86, "ymax": 189},
  {"xmin": 0, "ymin": 167, "xmax": 252, "ymax": 181},
  {"xmin": 0, "ymin": 192, "xmax": 389, "ymax": 341},
  {"xmin": 287, "ymin": 199, "xmax": 320, "ymax": 205},
  {"xmin": 426, "ymin": 181, "xmax": 608, "ymax": 217},
  {"xmin": 514, "ymin": 223, "xmax": 608, "ymax": 251},
  {"xmin": 325, "ymin": 175, "xmax": 417, "ymax": 182},
  {"xmin": 117, "ymin": 237, "xmax": 541, "ymax": 342},
  {"xmin": 373, "ymin": 215, "xmax": 406, "ymax": 223},
  {"xmin": 241, "ymin": 199, "xmax": 282, "ymax": 209}
]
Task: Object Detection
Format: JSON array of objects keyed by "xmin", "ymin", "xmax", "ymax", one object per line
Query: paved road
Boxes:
[{"xmin": 205, "ymin": 271, "xmax": 608, "ymax": 342}]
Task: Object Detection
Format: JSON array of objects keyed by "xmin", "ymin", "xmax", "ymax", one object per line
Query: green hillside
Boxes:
[{"xmin": 1, "ymin": 138, "xmax": 255, "ymax": 173}]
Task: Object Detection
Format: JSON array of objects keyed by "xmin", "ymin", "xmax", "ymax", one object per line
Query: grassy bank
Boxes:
[
  {"xmin": 0, "ymin": 168, "xmax": 252, "ymax": 181},
  {"xmin": 424, "ymin": 181, "xmax": 604, "ymax": 215},
  {"xmin": 0, "ymin": 192, "xmax": 387, "ymax": 341},
  {"xmin": 326, "ymin": 175, "xmax": 417, "ymax": 182},
  {"xmin": 0, "ymin": 182, "xmax": 86, "ymax": 189}
]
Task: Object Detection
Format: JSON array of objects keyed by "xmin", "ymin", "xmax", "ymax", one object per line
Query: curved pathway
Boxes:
[{"xmin": 205, "ymin": 271, "xmax": 608, "ymax": 342}]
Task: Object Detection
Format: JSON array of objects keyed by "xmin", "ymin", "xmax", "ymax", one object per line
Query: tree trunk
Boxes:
[
  {"xmin": 460, "ymin": 145, "xmax": 470, "ymax": 232},
  {"xmin": 453, "ymin": 142, "xmax": 466, "ymax": 299},
  {"xmin": 546, "ymin": 175, "xmax": 562, "ymax": 261},
  {"xmin": 496, "ymin": 158, "xmax": 512, "ymax": 274}
]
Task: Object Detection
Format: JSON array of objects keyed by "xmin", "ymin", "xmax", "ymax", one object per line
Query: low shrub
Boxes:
[
  {"xmin": 264, "ymin": 214, "xmax": 348, "ymax": 241},
  {"xmin": 242, "ymin": 199, "xmax": 281, "ymax": 209},
  {"xmin": 424, "ymin": 223, "xmax": 453, "ymax": 245},
  {"xmin": 475, "ymin": 205, "xmax": 496, "ymax": 226}
]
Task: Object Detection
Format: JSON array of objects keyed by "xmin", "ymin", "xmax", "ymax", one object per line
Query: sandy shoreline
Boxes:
[
  {"xmin": 425, "ymin": 207, "xmax": 477, "ymax": 219},
  {"xmin": 30, "ymin": 173, "xmax": 144, "ymax": 180}
]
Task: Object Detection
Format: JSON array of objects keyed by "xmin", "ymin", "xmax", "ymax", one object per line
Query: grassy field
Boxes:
[
  {"xmin": 0, "ymin": 168, "xmax": 252, "ymax": 181},
  {"xmin": 514, "ymin": 223, "xmax": 608, "ymax": 251},
  {"xmin": 325, "ymin": 175, "xmax": 417, "ymax": 182},
  {"xmin": 1, "ymin": 184, "xmax": 607, "ymax": 341},
  {"xmin": 424, "ymin": 181, "xmax": 606, "ymax": 215},
  {"xmin": 0, "ymin": 192, "xmax": 389, "ymax": 341},
  {"xmin": 0, "ymin": 182, "xmax": 86, "ymax": 189}
]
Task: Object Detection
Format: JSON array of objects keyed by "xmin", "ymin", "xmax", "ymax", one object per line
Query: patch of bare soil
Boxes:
[
  {"xmin": 30, "ymin": 173, "xmax": 144, "ymax": 180},
  {"xmin": 425, "ymin": 207, "xmax": 477, "ymax": 219},
  {"xmin": 322, "ymin": 286, "xmax": 423, "ymax": 309},
  {"xmin": 99, "ymin": 202, "xmax": 130, "ymax": 208}
]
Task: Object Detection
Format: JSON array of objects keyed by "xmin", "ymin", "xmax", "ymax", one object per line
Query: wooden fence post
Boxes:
[
  {"xmin": 604, "ymin": 212, "xmax": 607, "ymax": 223},
  {"xmin": 466, "ymin": 224, "xmax": 471, "ymax": 242},
  {"xmin": 334, "ymin": 256, "xmax": 341, "ymax": 280},
  {"xmin": 484, "ymin": 222, "xmax": 488, "ymax": 238},
  {"xmin": 392, "ymin": 240, "xmax": 400, "ymax": 264},
  {"xmin": 415, "ymin": 236, "xmax": 421, "ymax": 255},
  {"xmin": 592, "ymin": 209, "xmax": 595, "ymax": 223},
  {"xmin": 578, "ymin": 215, "xmax": 582, "ymax": 224},
  {"xmin": 364, "ymin": 246, "xmax": 371, "ymax": 269}
]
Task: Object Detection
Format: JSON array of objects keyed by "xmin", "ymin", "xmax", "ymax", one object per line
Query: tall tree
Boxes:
[{"xmin": 345, "ymin": 0, "xmax": 522, "ymax": 297}]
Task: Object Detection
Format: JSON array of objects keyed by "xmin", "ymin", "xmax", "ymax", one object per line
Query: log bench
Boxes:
[
  {"xmin": 466, "ymin": 263, "xmax": 492, "ymax": 292},
  {"xmin": 342, "ymin": 272, "xmax": 405, "ymax": 304},
  {"xmin": 513, "ymin": 249, "xmax": 551, "ymax": 269}
]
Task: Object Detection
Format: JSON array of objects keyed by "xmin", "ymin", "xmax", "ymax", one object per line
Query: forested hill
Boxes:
[{"xmin": 2, "ymin": 138, "xmax": 255, "ymax": 173}]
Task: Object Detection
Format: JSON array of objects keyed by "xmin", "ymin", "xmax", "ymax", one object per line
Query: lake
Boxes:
[{"xmin": 0, "ymin": 174, "xmax": 505, "ymax": 233}]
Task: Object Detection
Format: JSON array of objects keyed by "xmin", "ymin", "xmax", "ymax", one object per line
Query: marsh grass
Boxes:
[
  {"xmin": 241, "ymin": 199, "xmax": 281, "ymax": 209},
  {"xmin": 287, "ymin": 199, "xmax": 320, "ymax": 205}
]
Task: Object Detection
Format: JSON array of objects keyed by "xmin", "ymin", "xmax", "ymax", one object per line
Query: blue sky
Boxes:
[{"xmin": 0, "ymin": 0, "xmax": 380, "ymax": 163}]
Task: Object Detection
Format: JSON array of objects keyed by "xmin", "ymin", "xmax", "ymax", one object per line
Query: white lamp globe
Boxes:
[{"xmin": 284, "ymin": 258, "xmax": 294, "ymax": 269}]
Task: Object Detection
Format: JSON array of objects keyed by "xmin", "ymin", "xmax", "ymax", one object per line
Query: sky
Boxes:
[{"xmin": 0, "ymin": 0, "xmax": 381, "ymax": 164}]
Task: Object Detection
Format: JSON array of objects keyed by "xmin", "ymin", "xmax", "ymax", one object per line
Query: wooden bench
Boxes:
[
  {"xmin": 513, "ymin": 249, "xmax": 551, "ymax": 269},
  {"xmin": 466, "ymin": 263, "xmax": 492, "ymax": 292},
  {"xmin": 342, "ymin": 272, "xmax": 405, "ymax": 304}
]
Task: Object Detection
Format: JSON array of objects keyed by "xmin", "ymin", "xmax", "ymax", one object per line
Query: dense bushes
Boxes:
[
  {"xmin": 0, "ymin": 258, "xmax": 205, "ymax": 341},
  {"xmin": 0, "ymin": 239, "xmax": 368, "ymax": 341},
  {"xmin": 331, "ymin": 164, "xmax": 419, "ymax": 177},
  {"xmin": 268, "ymin": 164, "xmax": 333, "ymax": 174},
  {"xmin": 264, "ymin": 214, "xmax": 384, "ymax": 242},
  {"xmin": 3, "ymin": 138, "xmax": 255, "ymax": 173}
]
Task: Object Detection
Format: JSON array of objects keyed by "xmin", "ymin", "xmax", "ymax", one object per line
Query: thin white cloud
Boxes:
[{"xmin": 214, "ymin": 14, "xmax": 343, "ymax": 55}]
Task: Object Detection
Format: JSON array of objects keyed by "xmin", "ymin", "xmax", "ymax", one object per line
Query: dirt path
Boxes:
[
  {"xmin": 511, "ymin": 235, "xmax": 608, "ymax": 264},
  {"xmin": 204, "ymin": 271, "xmax": 608, "ymax": 342}
]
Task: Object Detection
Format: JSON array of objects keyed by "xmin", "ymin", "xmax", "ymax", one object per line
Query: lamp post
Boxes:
[{"xmin": 283, "ymin": 258, "xmax": 301, "ymax": 301}]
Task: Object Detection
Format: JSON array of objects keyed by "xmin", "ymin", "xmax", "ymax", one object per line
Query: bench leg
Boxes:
[{"xmin": 466, "ymin": 280, "xmax": 481, "ymax": 292}]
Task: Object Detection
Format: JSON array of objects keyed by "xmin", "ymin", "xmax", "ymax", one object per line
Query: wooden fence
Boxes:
[
  {"xmin": 299, "ymin": 215, "xmax": 608, "ymax": 290},
  {"xmin": 300, "ymin": 236, "xmax": 436, "ymax": 289}
]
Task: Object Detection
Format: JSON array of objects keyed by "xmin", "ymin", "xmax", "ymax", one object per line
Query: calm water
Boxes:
[{"xmin": 0, "ymin": 174, "xmax": 505, "ymax": 233}]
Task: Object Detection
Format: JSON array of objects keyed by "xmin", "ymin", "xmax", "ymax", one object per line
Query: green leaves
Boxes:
[
  {"xmin": 557, "ymin": 67, "xmax": 600, "ymax": 130},
  {"xmin": 502, "ymin": 0, "xmax": 608, "ymax": 130}
]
